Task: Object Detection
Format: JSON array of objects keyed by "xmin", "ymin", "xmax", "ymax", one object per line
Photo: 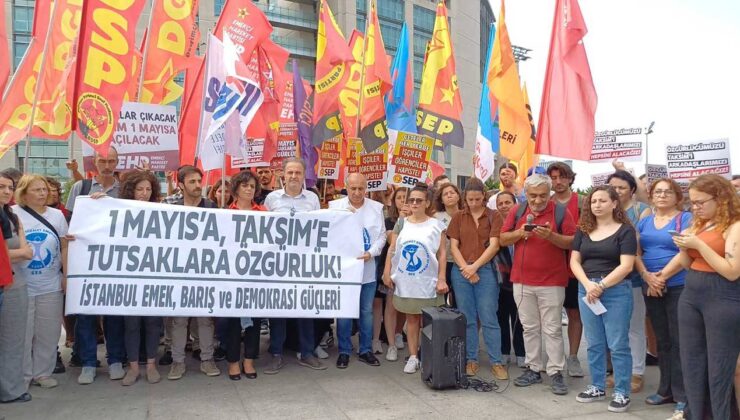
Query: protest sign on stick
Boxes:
[
  {"xmin": 66, "ymin": 198, "xmax": 364, "ymax": 318},
  {"xmin": 318, "ymin": 137, "xmax": 342, "ymax": 180},
  {"xmin": 666, "ymin": 139, "xmax": 731, "ymax": 188},
  {"xmin": 388, "ymin": 132, "xmax": 434, "ymax": 188},
  {"xmin": 590, "ymin": 128, "xmax": 643, "ymax": 162},
  {"xmin": 82, "ymin": 102, "xmax": 179, "ymax": 171}
]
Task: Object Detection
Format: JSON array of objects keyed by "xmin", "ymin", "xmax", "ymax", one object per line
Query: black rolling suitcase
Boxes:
[{"xmin": 420, "ymin": 306, "xmax": 467, "ymax": 390}]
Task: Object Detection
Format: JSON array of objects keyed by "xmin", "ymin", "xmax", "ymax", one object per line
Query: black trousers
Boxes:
[
  {"xmin": 678, "ymin": 270, "xmax": 740, "ymax": 420},
  {"xmin": 645, "ymin": 286, "xmax": 685, "ymax": 403},
  {"xmin": 225, "ymin": 318, "xmax": 262, "ymax": 363},
  {"xmin": 497, "ymin": 287, "xmax": 525, "ymax": 357}
]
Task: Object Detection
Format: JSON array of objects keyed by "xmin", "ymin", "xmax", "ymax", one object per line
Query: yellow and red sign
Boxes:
[
  {"xmin": 318, "ymin": 136, "xmax": 343, "ymax": 180},
  {"xmin": 0, "ymin": 1, "xmax": 53, "ymax": 157},
  {"xmin": 388, "ymin": 131, "xmax": 434, "ymax": 188},
  {"xmin": 359, "ymin": 142, "xmax": 389, "ymax": 192},
  {"xmin": 140, "ymin": 0, "xmax": 200, "ymax": 105},
  {"xmin": 74, "ymin": 0, "xmax": 147, "ymax": 155}
]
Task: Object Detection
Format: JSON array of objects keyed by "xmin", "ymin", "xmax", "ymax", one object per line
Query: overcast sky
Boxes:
[{"xmin": 487, "ymin": 0, "xmax": 740, "ymax": 188}]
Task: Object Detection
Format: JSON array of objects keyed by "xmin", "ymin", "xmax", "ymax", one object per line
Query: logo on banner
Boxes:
[
  {"xmin": 26, "ymin": 231, "xmax": 53, "ymax": 271},
  {"xmin": 362, "ymin": 228, "xmax": 371, "ymax": 252},
  {"xmin": 77, "ymin": 93, "xmax": 114, "ymax": 145},
  {"xmin": 400, "ymin": 241, "xmax": 429, "ymax": 274}
]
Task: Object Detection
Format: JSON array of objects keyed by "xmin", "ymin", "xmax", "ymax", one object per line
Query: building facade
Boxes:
[{"xmin": 1, "ymin": 0, "xmax": 493, "ymax": 188}]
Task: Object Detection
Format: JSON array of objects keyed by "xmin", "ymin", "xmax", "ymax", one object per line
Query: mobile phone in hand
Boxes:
[{"xmin": 668, "ymin": 230, "xmax": 681, "ymax": 237}]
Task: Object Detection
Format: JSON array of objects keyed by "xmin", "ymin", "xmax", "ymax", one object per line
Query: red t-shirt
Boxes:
[
  {"xmin": 501, "ymin": 200, "xmax": 577, "ymax": 287},
  {"xmin": 0, "ymin": 235, "xmax": 13, "ymax": 288}
]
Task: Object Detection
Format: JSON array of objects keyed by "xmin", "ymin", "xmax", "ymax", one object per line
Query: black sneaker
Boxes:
[
  {"xmin": 192, "ymin": 349, "xmax": 201, "ymax": 361},
  {"xmin": 514, "ymin": 369, "xmax": 542, "ymax": 387},
  {"xmin": 214, "ymin": 347, "xmax": 227, "ymax": 362},
  {"xmin": 54, "ymin": 353, "xmax": 65, "ymax": 374},
  {"xmin": 358, "ymin": 352, "xmax": 380, "ymax": 367},
  {"xmin": 550, "ymin": 371, "xmax": 568, "ymax": 395},
  {"xmin": 336, "ymin": 354, "xmax": 350, "ymax": 369},
  {"xmin": 608, "ymin": 393, "xmax": 631, "ymax": 413},
  {"xmin": 69, "ymin": 353, "xmax": 82, "ymax": 367},
  {"xmin": 159, "ymin": 351, "xmax": 173, "ymax": 366},
  {"xmin": 576, "ymin": 385, "xmax": 606, "ymax": 403}
]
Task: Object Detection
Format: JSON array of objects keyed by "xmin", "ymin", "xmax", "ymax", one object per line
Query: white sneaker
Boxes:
[
  {"xmin": 109, "ymin": 362, "xmax": 125, "ymax": 380},
  {"xmin": 319, "ymin": 331, "xmax": 330, "ymax": 348},
  {"xmin": 78, "ymin": 366, "xmax": 96, "ymax": 385},
  {"xmin": 386, "ymin": 346, "xmax": 398, "ymax": 361},
  {"xmin": 314, "ymin": 345, "xmax": 329, "ymax": 360},
  {"xmin": 394, "ymin": 333, "xmax": 405, "ymax": 350},
  {"xmin": 403, "ymin": 355, "xmax": 419, "ymax": 374},
  {"xmin": 372, "ymin": 340, "xmax": 383, "ymax": 355}
]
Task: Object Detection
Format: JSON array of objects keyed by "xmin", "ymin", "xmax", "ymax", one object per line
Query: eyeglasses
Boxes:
[
  {"xmin": 690, "ymin": 197, "xmax": 715, "ymax": 208},
  {"xmin": 652, "ymin": 189, "xmax": 675, "ymax": 197},
  {"xmin": 407, "ymin": 198, "xmax": 424, "ymax": 204}
]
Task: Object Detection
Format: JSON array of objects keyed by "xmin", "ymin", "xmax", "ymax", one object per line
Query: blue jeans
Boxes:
[
  {"xmin": 75, "ymin": 315, "xmax": 126, "ymax": 367},
  {"xmin": 337, "ymin": 281, "xmax": 376, "ymax": 355},
  {"xmin": 579, "ymin": 280, "xmax": 633, "ymax": 396},
  {"xmin": 451, "ymin": 264, "xmax": 503, "ymax": 364},
  {"xmin": 269, "ymin": 317, "xmax": 315, "ymax": 358}
]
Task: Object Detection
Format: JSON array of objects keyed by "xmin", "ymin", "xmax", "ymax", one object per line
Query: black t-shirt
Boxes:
[
  {"xmin": 572, "ymin": 223, "xmax": 637, "ymax": 279},
  {"xmin": 375, "ymin": 217, "xmax": 397, "ymax": 280},
  {"xmin": 255, "ymin": 189, "xmax": 273, "ymax": 205}
]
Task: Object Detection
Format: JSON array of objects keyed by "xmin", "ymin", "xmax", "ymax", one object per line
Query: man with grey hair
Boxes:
[{"xmin": 500, "ymin": 173, "xmax": 576, "ymax": 395}]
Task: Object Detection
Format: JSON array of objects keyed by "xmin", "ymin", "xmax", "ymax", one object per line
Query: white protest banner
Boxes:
[
  {"xmin": 666, "ymin": 139, "xmax": 731, "ymax": 185},
  {"xmin": 82, "ymin": 102, "xmax": 179, "ymax": 171},
  {"xmin": 590, "ymin": 128, "xmax": 643, "ymax": 162},
  {"xmin": 388, "ymin": 132, "xmax": 434, "ymax": 188},
  {"xmin": 645, "ymin": 164, "xmax": 668, "ymax": 185},
  {"xmin": 591, "ymin": 167, "xmax": 635, "ymax": 187},
  {"xmin": 65, "ymin": 198, "xmax": 364, "ymax": 318},
  {"xmin": 232, "ymin": 138, "xmax": 270, "ymax": 168}
]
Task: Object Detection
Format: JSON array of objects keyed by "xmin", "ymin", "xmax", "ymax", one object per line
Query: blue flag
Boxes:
[
  {"xmin": 473, "ymin": 25, "xmax": 500, "ymax": 180},
  {"xmin": 384, "ymin": 23, "xmax": 416, "ymax": 133}
]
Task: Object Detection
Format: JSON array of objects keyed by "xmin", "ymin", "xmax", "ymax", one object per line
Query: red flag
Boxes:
[
  {"xmin": 358, "ymin": 0, "xmax": 392, "ymax": 152},
  {"xmin": 313, "ymin": 0, "xmax": 353, "ymax": 145},
  {"xmin": 536, "ymin": 0, "xmax": 597, "ymax": 161},
  {"xmin": 32, "ymin": 0, "xmax": 84, "ymax": 139},
  {"xmin": 0, "ymin": 0, "xmax": 54, "ymax": 157},
  {"xmin": 415, "ymin": 1, "xmax": 464, "ymax": 148},
  {"xmin": 139, "ymin": 0, "xmax": 200, "ymax": 104},
  {"xmin": 74, "ymin": 0, "xmax": 147, "ymax": 155},
  {"xmin": 339, "ymin": 30, "xmax": 365, "ymax": 140},
  {"xmin": 0, "ymin": 3, "xmax": 10, "ymax": 97}
]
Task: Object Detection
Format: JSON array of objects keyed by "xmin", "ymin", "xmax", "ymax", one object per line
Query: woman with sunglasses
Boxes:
[
  {"xmin": 383, "ymin": 184, "xmax": 448, "ymax": 374},
  {"xmin": 663, "ymin": 174, "xmax": 740, "ymax": 420}
]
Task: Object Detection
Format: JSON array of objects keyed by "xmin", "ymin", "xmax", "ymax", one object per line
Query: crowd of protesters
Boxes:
[{"xmin": 0, "ymin": 149, "xmax": 738, "ymax": 420}]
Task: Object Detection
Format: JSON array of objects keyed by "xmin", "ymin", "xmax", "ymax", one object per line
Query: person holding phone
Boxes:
[
  {"xmin": 662, "ymin": 174, "xmax": 740, "ymax": 420},
  {"xmin": 571, "ymin": 185, "xmax": 637, "ymax": 413},
  {"xmin": 635, "ymin": 178, "xmax": 691, "ymax": 417}
]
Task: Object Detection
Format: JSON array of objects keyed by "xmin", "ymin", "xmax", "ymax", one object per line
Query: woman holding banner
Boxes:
[
  {"xmin": 383, "ymin": 183, "xmax": 448, "ymax": 374},
  {"xmin": 0, "ymin": 172, "xmax": 34, "ymax": 403},
  {"xmin": 12, "ymin": 175, "xmax": 68, "ymax": 390},
  {"xmin": 224, "ymin": 170, "xmax": 265, "ymax": 380},
  {"xmin": 116, "ymin": 170, "xmax": 164, "ymax": 386},
  {"xmin": 664, "ymin": 174, "xmax": 740, "ymax": 420}
]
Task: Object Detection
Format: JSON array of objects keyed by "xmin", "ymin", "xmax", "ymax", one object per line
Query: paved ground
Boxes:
[{"xmin": 2, "ymin": 327, "xmax": 677, "ymax": 420}]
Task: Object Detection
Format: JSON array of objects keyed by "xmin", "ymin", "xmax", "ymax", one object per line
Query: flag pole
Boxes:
[
  {"xmin": 192, "ymin": 40, "xmax": 211, "ymax": 166},
  {"xmin": 136, "ymin": 0, "xmax": 156, "ymax": 102},
  {"xmin": 353, "ymin": 0, "xmax": 371, "ymax": 144},
  {"xmin": 23, "ymin": 1, "xmax": 58, "ymax": 174}
]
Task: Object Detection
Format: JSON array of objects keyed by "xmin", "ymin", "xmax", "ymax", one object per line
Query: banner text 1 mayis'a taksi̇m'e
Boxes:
[{"xmin": 65, "ymin": 198, "xmax": 364, "ymax": 318}]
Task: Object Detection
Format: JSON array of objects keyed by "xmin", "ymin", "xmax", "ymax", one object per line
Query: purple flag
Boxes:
[{"xmin": 293, "ymin": 60, "xmax": 318, "ymax": 188}]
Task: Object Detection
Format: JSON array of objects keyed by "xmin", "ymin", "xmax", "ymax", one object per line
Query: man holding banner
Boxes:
[
  {"xmin": 65, "ymin": 146, "xmax": 124, "ymax": 385},
  {"xmin": 263, "ymin": 158, "xmax": 326, "ymax": 373},
  {"xmin": 167, "ymin": 166, "xmax": 220, "ymax": 381},
  {"xmin": 329, "ymin": 173, "xmax": 386, "ymax": 369}
]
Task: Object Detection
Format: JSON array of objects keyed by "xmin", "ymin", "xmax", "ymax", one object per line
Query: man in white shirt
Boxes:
[
  {"xmin": 329, "ymin": 173, "xmax": 386, "ymax": 368},
  {"xmin": 263, "ymin": 158, "xmax": 326, "ymax": 373}
]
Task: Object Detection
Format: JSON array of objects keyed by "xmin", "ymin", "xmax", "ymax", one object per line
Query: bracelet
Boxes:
[{"xmin": 597, "ymin": 282, "xmax": 607, "ymax": 291}]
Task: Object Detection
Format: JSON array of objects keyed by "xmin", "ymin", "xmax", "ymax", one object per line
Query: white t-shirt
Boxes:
[
  {"xmin": 329, "ymin": 198, "xmax": 386, "ymax": 284},
  {"xmin": 391, "ymin": 218, "xmax": 443, "ymax": 299},
  {"xmin": 12, "ymin": 205, "xmax": 68, "ymax": 297}
]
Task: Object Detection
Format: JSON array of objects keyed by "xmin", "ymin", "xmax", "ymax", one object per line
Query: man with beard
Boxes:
[
  {"xmin": 255, "ymin": 167, "xmax": 274, "ymax": 205},
  {"xmin": 166, "ymin": 166, "xmax": 220, "ymax": 380}
]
